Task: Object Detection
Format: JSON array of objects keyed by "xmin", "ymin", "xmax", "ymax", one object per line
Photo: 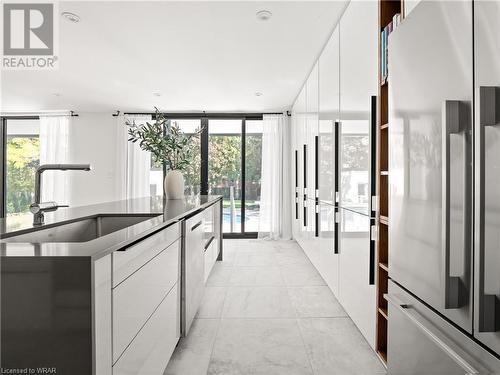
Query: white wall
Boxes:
[{"xmin": 68, "ymin": 113, "xmax": 121, "ymax": 207}]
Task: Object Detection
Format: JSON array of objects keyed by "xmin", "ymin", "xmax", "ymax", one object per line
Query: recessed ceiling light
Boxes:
[
  {"xmin": 256, "ymin": 10, "xmax": 272, "ymax": 21},
  {"xmin": 61, "ymin": 12, "xmax": 80, "ymax": 23},
  {"xmin": 255, "ymin": 92, "xmax": 263, "ymax": 97},
  {"xmin": 153, "ymin": 93, "xmax": 162, "ymax": 97}
]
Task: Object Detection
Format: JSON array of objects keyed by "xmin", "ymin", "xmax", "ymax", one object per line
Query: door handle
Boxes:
[
  {"xmin": 442, "ymin": 100, "xmax": 471, "ymax": 309},
  {"xmin": 303, "ymin": 144, "xmax": 307, "ymax": 227},
  {"xmin": 478, "ymin": 86, "xmax": 500, "ymax": 332},
  {"xmin": 370, "ymin": 96, "xmax": 377, "ymax": 216},
  {"xmin": 315, "ymin": 136, "xmax": 319, "ymax": 237},
  {"xmin": 386, "ymin": 294, "xmax": 480, "ymax": 375},
  {"xmin": 295, "ymin": 150, "xmax": 299, "ymax": 220},
  {"xmin": 369, "ymin": 218, "xmax": 376, "ymax": 285},
  {"xmin": 334, "ymin": 207, "xmax": 339, "ymax": 254}
]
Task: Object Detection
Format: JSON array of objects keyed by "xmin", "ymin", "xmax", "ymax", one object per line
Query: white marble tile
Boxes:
[
  {"xmin": 228, "ymin": 266, "xmax": 284, "ymax": 286},
  {"xmin": 298, "ymin": 318, "xmax": 386, "ymax": 375},
  {"xmin": 280, "ymin": 263, "xmax": 327, "ymax": 286},
  {"xmin": 196, "ymin": 287, "xmax": 227, "ymax": 318},
  {"xmin": 234, "ymin": 251, "xmax": 277, "ymax": 267},
  {"xmin": 206, "ymin": 263, "xmax": 233, "ymax": 286},
  {"xmin": 222, "ymin": 287, "xmax": 296, "ymax": 318},
  {"xmin": 164, "ymin": 319, "xmax": 219, "ymax": 375},
  {"xmin": 208, "ymin": 319, "xmax": 313, "ymax": 375},
  {"xmin": 274, "ymin": 248, "xmax": 311, "ymax": 266},
  {"xmin": 288, "ymin": 286, "xmax": 346, "ymax": 317}
]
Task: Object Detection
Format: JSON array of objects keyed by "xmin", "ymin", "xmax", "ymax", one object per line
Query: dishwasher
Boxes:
[{"xmin": 181, "ymin": 211, "xmax": 205, "ymax": 336}]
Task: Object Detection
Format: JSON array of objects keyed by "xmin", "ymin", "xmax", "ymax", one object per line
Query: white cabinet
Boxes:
[
  {"xmin": 338, "ymin": 0, "xmax": 377, "ymax": 349},
  {"xmin": 319, "ymin": 26, "xmax": 339, "ymax": 206},
  {"xmin": 183, "ymin": 211, "xmax": 206, "ymax": 336},
  {"xmin": 113, "ymin": 240, "xmax": 180, "ymax": 362},
  {"xmin": 113, "ymin": 285, "xmax": 179, "ymax": 375},
  {"xmin": 203, "ymin": 201, "xmax": 222, "ymax": 283},
  {"xmin": 290, "ymin": 0, "xmax": 377, "ymax": 350},
  {"xmin": 339, "ymin": 208, "xmax": 376, "ymax": 348}
]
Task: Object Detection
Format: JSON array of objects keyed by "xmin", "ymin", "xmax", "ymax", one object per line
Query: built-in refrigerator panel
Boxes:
[
  {"xmin": 387, "ymin": 280, "xmax": 500, "ymax": 374},
  {"xmin": 388, "ymin": 1, "xmax": 473, "ymax": 332},
  {"xmin": 295, "ymin": 86, "xmax": 307, "ymax": 243},
  {"xmin": 319, "ymin": 26, "xmax": 340, "ymax": 207},
  {"xmin": 474, "ymin": 0, "xmax": 500, "ymax": 355}
]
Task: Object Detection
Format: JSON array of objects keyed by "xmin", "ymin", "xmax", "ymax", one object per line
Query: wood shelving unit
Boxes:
[{"xmin": 376, "ymin": 0, "xmax": 404, "ymax": 365}]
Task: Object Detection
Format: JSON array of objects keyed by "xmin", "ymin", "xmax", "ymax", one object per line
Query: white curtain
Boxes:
[
  {"xmin": 258, "ymin": 113, "xmax": 292, "ymax": 240},
  {"xmin": 115, "ymin": 114, "xmax": 152, "ymax": 200},
  {"xmin": 39, "ymin": 115, "xmax": 70, "ymax": 203}
]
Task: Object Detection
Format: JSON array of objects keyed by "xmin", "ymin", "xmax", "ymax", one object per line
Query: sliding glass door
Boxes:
[{"xmin": 206, "ymin": 117, "xmax": 263, "ymax": 236}]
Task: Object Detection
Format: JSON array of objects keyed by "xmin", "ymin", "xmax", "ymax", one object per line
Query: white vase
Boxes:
[{"xmin": 164, "ymin": 170, "xmax": 185, "ymax": 199}]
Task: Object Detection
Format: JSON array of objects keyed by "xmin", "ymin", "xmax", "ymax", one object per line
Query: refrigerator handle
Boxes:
[
  {"xmin": 369, "ymin": 218, "xmax": 376, "ymax": 285},
  {"xmin": 478, "ymin": 87, "xmax": 500, "ymax": 332},
  {"xmin": 303, "ymin": 144, "xmax": 307, "ymax": 228},
  {"xmin": 386, "ymin": 294, "xmax": 480, "ymax": 375},
  {"xmin": 315, "ymin": 136, "xmax": 319, "ymax": 237},
  {"xmin": 442, "ymin": 100, "xmax": 471, "ymax": 310}
]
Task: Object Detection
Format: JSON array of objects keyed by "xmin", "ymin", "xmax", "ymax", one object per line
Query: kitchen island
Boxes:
[{"xmin": 0, "ymin": 195, "xmax": 223, "ymax": 375}]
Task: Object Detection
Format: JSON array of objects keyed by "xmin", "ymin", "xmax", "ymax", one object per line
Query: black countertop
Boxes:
[{"xmin": 0, "ymin": 195, "xmax": 222, "ymax": 259}]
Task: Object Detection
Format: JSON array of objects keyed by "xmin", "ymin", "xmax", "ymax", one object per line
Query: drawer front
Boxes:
[
  {"xmin": 387, "ymin": 281, "xmax": 499, "ymax": 374},
  {"xmin": 113, "ymin": 285, "xmax": 179, "ymax": 375},
  {"xmin": 113, "ymin": 222, "xmax": 180, "ymax": 287},
  {"xmin": 113, "ymin": 240, "xmax": 180, "ymax": 362}
]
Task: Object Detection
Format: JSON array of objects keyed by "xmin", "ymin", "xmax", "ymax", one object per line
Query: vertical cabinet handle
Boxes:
[
  {"xmin": 315, "ymin": 136, "xmax": 319, "ymax": 237},
  {"xmin": 442, "ymin": 100, "xmax": 471, "ymax": 309},
  {"xmin": 295, "ymin": 150, "xmax": 299, "ymax": 220},
  {"xmin": 370, "ymin": 96, "xmax": 377, "ymax": 216},
  {"xmin": 369, "ymin": 218, "xmax": 376, "ymax": 285},
  {"xmin": 478, "ymin": 87, "xmax": 500, "ymax": 332},
  {"xmin": 303, "ymin": 144, "xmax": 307, "ymax": 227},
  {"xmin": 334, "ymin": 122, "xmax": 340, "ymax": 254}
]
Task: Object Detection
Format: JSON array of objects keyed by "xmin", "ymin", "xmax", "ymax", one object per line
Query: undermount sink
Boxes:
[{"xmin": 0, "ymin": 214, "xmax": 161, "ymax": 243}]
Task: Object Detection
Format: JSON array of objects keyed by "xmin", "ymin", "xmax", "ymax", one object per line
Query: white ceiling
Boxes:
[{"xmin": 1, "ymin": 1, "xmax": 348, "ymax": 113}]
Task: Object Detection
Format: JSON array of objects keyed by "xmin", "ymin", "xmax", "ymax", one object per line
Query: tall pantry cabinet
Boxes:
[{"xmin": 290, "ymin": 0, "xmax": 378, "ymax": 349}]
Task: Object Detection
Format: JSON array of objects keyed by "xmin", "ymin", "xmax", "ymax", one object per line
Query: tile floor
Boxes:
[{"xmin": 165, "ymin": 239, "xmax": 386, "ymax": 375}]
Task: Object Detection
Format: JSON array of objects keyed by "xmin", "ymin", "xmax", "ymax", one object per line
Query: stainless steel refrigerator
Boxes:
[{"xmin": 387, "ymin": 1, "xmax": 500, "ymax": 373}]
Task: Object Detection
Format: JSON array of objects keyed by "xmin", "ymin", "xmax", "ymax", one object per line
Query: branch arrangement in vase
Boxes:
[{"xmin": 126, "ymin": 107, "xmax": 203, "ymax": 199}]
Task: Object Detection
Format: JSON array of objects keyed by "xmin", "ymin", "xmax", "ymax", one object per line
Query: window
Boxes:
[{"xmin": 4, "ymin": 118, "xmax": 40, "ymax": 216}]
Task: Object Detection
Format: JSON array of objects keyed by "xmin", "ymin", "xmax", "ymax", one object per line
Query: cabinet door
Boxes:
[
  {"xmin": 307, "ymin": 62, "xmax": 319, "ymax": 202},
  {"xmin": 339, "ymin": 0, "xmax": 377, "ymax": 216},
  {"xmin": 291, "ymin": 102, "xmax": 300, "ymax": 239},
  {"xmin": 339, "ymin": 208, "xmax": 376, "ymax": 348},
  {"xmin": 474, "ymin": 0, "xmax": 500, "ymax": 354},
  {"xmin": 318, "ymin": 202, "xmax": 339, "ymax": 297},
  {"xmin": 296, "ymin": 86, "xmax": 308, "ymax": 244},
  {"xmin": 319, "ymin": 26, "xmax": 340, "ymax": 206},
  {"xmin": 183, "ymin": 213, "xmax": 205, "ymax": 336}
]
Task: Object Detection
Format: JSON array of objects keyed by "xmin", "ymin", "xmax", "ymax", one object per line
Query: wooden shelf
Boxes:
[
  {"xmin": 378, "ymin": 307, "xmax": 388, "ymax": 320},
  {"xmin": 376, "ymin": 0, "xmax": 403, "ymax": 364}
]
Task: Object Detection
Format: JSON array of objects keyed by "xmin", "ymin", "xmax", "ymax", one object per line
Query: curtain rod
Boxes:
[
  {"xmin": 112, "ymin": 111, "xmax": 290, "ymax": 117},
  {"xmin": 1, "ymin": 111, "xmax": 79, "ymax": 118}
]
